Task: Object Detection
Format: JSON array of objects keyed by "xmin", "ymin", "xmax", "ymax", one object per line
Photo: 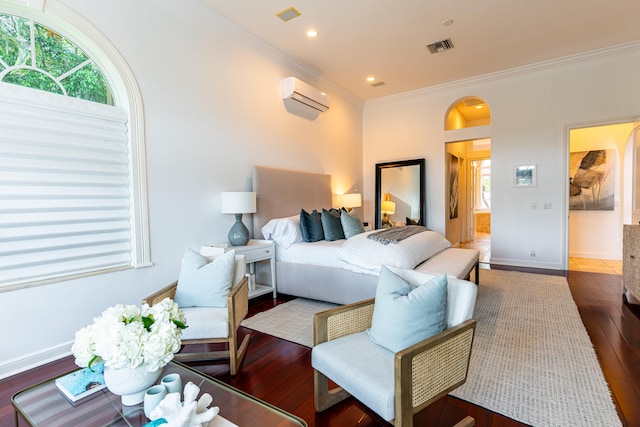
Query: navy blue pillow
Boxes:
[
  {"xmin": 321, "ymin": 208, "xmax": 345, "ymax": 241},
  {"xmin": 406, "ymin": 217, "xmax": 420, "ymax": 226},
  {"xmin": 300, "ymin": 209, "xmax": 324, "ymax": 242}
]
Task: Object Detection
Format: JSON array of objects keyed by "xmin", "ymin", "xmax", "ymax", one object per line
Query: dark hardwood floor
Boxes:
[{"xmin": 3, "ymin": 266, "xmax": 640, "ymax": 426}]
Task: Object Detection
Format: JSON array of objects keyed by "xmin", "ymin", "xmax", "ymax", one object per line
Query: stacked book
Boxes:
[{"xmin": 55, "ymin": 362, "xmax": 106, "ymax": 403}]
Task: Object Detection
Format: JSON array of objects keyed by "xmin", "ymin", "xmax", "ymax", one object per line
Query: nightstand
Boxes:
[{"xmin": 201, "ymin": 239, "xmax": 277, "ymax": 299}]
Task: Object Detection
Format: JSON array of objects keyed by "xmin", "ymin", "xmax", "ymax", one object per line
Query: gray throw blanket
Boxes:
[{"xmin": 367, "ymin": 225, "xmax": 428, "ymax": 245}]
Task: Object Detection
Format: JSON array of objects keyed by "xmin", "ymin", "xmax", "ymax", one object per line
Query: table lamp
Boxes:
[
  {"xmin": 341, "ymin": 193, "xmax": 362, "ymax": 212},
  {"xmin": 381, "ymin": 200, "xmax": 395, "ymax": 227},
  {"xmin": 221, "ymin": 191, "xmax": 256, "ymax": 246}
]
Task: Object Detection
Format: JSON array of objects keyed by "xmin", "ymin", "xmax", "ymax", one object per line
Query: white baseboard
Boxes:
[
  {"xmin": 0, "ymin": 342, "xmax": 72, "ymax": 380},
  {"xmin": 489, "ymin": 257, "xmax": 565, "ymax": 271}
]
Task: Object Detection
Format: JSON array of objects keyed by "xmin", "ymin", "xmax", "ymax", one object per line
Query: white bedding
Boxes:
[
  {"xmin": 275, "ymin": 229, "xmax": 452, "ymax": 276},
  {"xmin": 337, "ymin": 229, "xmax": 451, "ymax": 271},
  {"xmin": 276, "ymin": 238, "xmax": 377, "ymax": 275}
]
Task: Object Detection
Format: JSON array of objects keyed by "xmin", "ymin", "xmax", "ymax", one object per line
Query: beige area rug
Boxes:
[
  {"xmin": 242, "ymin": 298, "xmax": 337, "ymax": 348},
  {"xmin": 241, "ymin": 269, "xmax": 622, "ymax": 427}
]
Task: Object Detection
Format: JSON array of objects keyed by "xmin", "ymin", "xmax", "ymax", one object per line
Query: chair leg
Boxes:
[
  {"xmin": 314, "ymin": 369, "xmax": 351, "ymax": 412},
  {"xmin": 230, "ymin": 334, "xmax": 250, "ymax": 375},
  {"xmin": 454, "ymin": 416, "xmax": 475, "ymax": 427}
]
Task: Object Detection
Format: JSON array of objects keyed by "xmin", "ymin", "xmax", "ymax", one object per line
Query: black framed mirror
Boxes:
[{"xmin": 375, "ymin": 159, "xmax": 426, "ymax": 229}]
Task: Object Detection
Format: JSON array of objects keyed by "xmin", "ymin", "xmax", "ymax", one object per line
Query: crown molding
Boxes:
[{"xmin": 368, "ymin": 40, "xmax": 640, "ymax": 105}]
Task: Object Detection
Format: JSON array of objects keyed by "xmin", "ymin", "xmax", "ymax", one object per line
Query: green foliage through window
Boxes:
[{"xmin": 0, "ymin": 13, "xmax": 112, "ymax": 105}]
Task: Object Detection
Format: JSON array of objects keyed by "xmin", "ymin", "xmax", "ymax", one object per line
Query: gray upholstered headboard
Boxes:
[{"xmin": 252, "ymin": 165, "xmax": 332, "ymax": 239}]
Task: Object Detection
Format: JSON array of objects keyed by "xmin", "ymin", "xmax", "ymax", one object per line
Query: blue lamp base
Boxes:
[{"xmin": 228, "ymin": 213, "xmax": 250, "ymax": 246}]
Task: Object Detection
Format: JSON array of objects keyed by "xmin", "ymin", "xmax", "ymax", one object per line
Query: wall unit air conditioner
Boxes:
[{"xmin": 282, "ymin": 77, "xmax": 330, "ymax": 113}]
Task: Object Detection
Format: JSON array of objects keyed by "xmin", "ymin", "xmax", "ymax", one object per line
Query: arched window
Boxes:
[
  {"xmin": 0, "ymin": 5, "xmax": 150, "ymax": 292},
  {"xmin": 0, "ymin": 13, "xmax": 112, "ymax": 104}
]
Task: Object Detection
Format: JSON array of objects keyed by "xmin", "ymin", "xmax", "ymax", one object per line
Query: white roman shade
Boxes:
[{"xmin": 0, "ymin": 82, "xmax": 134, "ymax": 290}]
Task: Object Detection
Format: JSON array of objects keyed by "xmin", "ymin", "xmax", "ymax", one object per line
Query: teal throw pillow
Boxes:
[
  {"xmin": 367, "ymin": 266, "xmax": 448, "ymax": 353},
  {"xmin": 321, "ymin": 208, "xmax": 345, "ymax": 241},
  {"xmin": 341, "ymin": 209, "xmax": 365, "ymax": 239},
  {"xmin": 300, "ymin": 209, "xmax": 324, "ymax": 242},
  {"xmin": 174, "ymin": 249, "xmax": 235, "ymax": 308}
]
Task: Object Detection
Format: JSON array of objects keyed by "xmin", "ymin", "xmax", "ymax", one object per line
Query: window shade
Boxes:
[{"xmin": 0, "ymin": 83, "xmax": 132, "ymax": 289}]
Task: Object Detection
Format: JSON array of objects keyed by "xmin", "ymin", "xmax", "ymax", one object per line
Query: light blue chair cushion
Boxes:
[
  {"xmin": 367, "ymin": 266, "xmax": 447, "ymax": 353},
  {"xmin": 312, "ymin": 331, "xmax": 396, "ymax": 421},
  {"xmin": 174, "ymin": 249, "xmax": 235, "ymax": 308},
  {"xmin": 340, "ymin": 209, "xmax": 365, "ymax": 239},
  {"xmin": 321, "ymin": 208, "xmax": 345, "ymax": 241}
]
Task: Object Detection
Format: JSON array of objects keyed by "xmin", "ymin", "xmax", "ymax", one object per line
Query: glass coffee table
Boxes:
[{"xmin": 13, "ymin": 361, "xmax": 307, "ymax": 426}]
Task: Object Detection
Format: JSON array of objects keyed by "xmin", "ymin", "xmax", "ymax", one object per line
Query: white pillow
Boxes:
[
  {"xmin": 336, "ymin": 230, "xmax": 451, "ymax": 272},
  {"xmin": 261, "ymin": 215, "xmax": 303, "ymax": 248}
]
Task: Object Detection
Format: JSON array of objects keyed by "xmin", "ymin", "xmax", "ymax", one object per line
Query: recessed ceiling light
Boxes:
[
  {"xmin": 366, "ymin": 76, "xmax": 376, "ymax": 82},
  {"xmin": 306, "ymin": 29, "xmax": 318, "ymax": 38},
  {"xmin": 276, "ymin": 7, "xmax": 301, "ymax": 23},
  {"xmin": 441, "ymin": 18, "xmax": 454, "ymax": 26}
]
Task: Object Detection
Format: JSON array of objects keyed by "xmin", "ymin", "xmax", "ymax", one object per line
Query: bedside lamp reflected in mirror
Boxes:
[
  {"xmin": 221, "ymin": 191, "xmax": 256, "ymax": 246},
  {"xmin": 381, "ymin": 200, "xmax": 395, "ymax": 228}
]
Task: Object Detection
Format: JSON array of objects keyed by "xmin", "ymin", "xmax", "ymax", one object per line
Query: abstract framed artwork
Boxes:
[
  {"xmin": 569, "ymin": 149, "xmax": 615, "ymax": 210},
  {"xmin": 449, "ymin": 154, "xmax": 459, "ymax": 220}
]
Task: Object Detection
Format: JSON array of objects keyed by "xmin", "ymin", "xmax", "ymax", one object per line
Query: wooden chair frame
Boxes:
[
  {"xmin": 143, "ymin": 276, "xmax": 250, "ymax": 375},
  {"xmin": 313, "ymin": 298, "xmax": 476, "ymax": 427}
]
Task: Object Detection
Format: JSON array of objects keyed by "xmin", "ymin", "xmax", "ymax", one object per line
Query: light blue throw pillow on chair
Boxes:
[
  {"xmin": 174, "ymin": 248, "xmax": 236, "ymax": 308},
  {"xmin": 367, "ymin": 266, "xmax": 448, "ymax": 352}
]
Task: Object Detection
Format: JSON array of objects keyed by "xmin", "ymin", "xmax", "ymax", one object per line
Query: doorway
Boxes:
[
  {"xmin": 444, "ymin": 96, "xmax": 491, "ymax": 262},
  {"xmin": 567, "ymin": 122, "xmax": 634, "ymax": 274},
  {"xmin": 444, "ymin": 139, "xmax": 491, "ymax": 259}
]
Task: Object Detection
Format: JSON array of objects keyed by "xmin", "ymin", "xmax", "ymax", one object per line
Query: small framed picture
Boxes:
[{"xmin": 513, "ymin": 164, "xmax": 536, "ymax": 187}]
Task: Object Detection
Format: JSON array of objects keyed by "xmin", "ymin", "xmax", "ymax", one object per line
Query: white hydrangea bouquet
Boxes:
[{"xmin": 72, "ymin": 298, "xmax": 187, "ymax": 372}]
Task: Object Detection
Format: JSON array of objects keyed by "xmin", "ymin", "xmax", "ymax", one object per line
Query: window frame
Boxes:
[
  {"xmin": 474, "ymin": 159, "xmax": 491, "ymax": 211},
  {"xmin": 0, "ymin": 1, "xmax": 151, "ymax": 292}
]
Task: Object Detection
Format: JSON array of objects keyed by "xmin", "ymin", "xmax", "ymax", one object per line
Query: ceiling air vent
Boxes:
[
  {"xmin": 276, "ymin": 7, "xmax": 301, "ymax": 22},
  {"xmin": 371, "ymin": 81, "xmax": 386, "ymax": 88},
  {"xmin": 426, "ymin": 38, "xmax": 454, "ymax": 54}
]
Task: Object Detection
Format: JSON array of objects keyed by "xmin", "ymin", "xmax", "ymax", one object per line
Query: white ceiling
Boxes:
[{"xmin": 201, "ymin": 0, "xmax": 640, "ymax": 101}]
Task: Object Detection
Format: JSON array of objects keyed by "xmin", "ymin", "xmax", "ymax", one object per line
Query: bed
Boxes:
[{"xmin": 251, "ymin": 165, "xmax": 479, "ymax": 305}]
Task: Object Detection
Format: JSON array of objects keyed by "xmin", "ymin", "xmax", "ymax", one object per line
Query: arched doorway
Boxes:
[{"xmin": 444, "ymin": 97, "xmax": 491, "ymax": 262}]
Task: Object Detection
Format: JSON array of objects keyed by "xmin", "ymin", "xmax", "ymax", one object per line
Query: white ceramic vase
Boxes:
[{"xmin": 103, "ymin": 364, "xmax": 162, "ymax": 406}]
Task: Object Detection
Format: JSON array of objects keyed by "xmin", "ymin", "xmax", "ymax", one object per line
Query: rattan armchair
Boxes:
[
  {"xmin": 313, "ymin": 297, "xmax": 476, "ymax": 427},
  {"xmin": 142, "ymin": 255, "xmax": 250, "ymax": 375}
]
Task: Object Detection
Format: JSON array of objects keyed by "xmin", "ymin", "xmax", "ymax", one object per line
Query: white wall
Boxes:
[
  {"xmin": 0, "ymin": 0, "xmax": 363, "ymax": 378},
  {"xmin": 363, "ymin": 46, "xmax": 640, "ymax": 270}
]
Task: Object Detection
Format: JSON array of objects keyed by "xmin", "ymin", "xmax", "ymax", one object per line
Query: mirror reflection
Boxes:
[{"xmin": 375, "ymin": 159, "xmax": 425, "ymax": 229}]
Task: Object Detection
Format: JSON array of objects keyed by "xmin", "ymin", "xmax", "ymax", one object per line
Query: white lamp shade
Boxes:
[
  {"xmin": 381, "ymin": 200, "xmax": 396, "ymax": 214},
  {"xmin": 221, "ymin": 192, "xmax": 256, "ymax": 214},
  {"xmin": 341, "ymin": 193, "xmax": 362, "ymax": 208}
]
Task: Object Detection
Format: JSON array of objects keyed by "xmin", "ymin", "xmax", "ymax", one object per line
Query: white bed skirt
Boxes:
[{"xmin": 257, "ymin": 261, "xmax": 377, "ymax": 305}]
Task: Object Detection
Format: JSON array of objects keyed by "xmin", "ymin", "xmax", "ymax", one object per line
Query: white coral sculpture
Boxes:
[{"xmin": 149, "ymin": 381, "xmax": 219, "ymax": 427}]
